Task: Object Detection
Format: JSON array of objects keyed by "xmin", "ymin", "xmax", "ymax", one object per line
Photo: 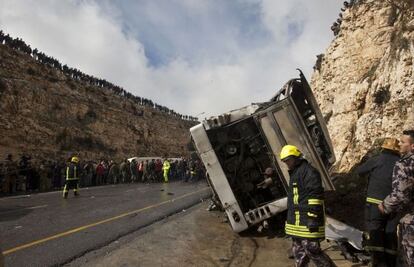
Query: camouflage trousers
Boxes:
[
  {"xmin": 401, "ymin": 223, "xmax": 414, "ymax": 267},
  {"xmin": 292, "ymin": 238, "xmax": 336, "ymax": 267}
]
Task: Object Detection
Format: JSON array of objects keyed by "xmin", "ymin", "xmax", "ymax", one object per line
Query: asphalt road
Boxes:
[{"xmin": 0, "ymin": 181, "xmax": 211, "ymax": 267}]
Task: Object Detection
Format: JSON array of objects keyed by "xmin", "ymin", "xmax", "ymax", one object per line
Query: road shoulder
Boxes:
[{"xmin": 66, "ymin": 201, "xmax": 359, "ymax": 267}]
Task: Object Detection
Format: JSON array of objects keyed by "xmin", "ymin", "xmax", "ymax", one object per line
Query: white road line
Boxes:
[
  {"xmin": 0, "ymin": 205, "xmax": 48, "ymax": 215},
  {"xmin": 26, "ymin": 205, "xmax": 48, "ymax": 210}
]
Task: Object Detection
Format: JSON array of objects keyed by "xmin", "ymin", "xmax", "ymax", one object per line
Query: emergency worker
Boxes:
[
  {"xmin": 63, "ymin": 156, "xmax": 80, "ymax": 198},
  {"xmin": 162, "ymin": 159, "xmax": 170, "ymax": 183},
  {"xmin": 355, "ymin": 138, "xmax": 400, "ymax": 266},
  {"xmin": 281, "ymin": 145, "xmax": 335, "ymax": 267}
]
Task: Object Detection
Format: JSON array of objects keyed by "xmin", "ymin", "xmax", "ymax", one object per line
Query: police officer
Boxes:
[
  {"xmin": 63, "ymin": 156, "xmax": 80, "ymax": 198},
  {"xmin": 379, "ymin": 130, "xmax": 414, "ymax": 266},
  {"xmin": 355, "ymin": 138, "xmax": 400, "ymax": 266},
  {"xmin": 281, "ymin": 145, "xmax": 335, "ymax": 267}
]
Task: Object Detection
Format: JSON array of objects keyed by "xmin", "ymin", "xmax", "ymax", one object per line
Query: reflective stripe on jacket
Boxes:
[
  {"xmin": 66, "ymin": 163, "xmax": 79, "ymax": 180},
  {"xmin": 163, "ymin": 161, "xmax": 170, "ymax": 170}
]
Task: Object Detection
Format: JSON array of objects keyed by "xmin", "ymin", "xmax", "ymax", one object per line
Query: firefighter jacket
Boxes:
[
  {"xmin": 355, "ymin": 150, "xmax": 400, "ymax": 205},
  {"xmin": 66, "ymin": 162, "xmax": 79, "ymax": 181},
  {"xmin": 383, "ymin": 152, "xmax": 414, "ymax": 225},
  {"xmin": 285, "ymin": 159, "xmax": 325, "ymax": 239},
  {"xmin": 162, "ymin": 160, "xmax": 170, "ymax": 171}
]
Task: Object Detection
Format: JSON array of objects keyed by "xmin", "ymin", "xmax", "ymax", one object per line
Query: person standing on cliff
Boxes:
[{"xmin": 379, "ymin": 130, "xmax": 414, "ymax": 266}]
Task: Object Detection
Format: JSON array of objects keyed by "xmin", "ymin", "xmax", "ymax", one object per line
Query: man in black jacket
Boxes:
[
  {"xmin": 281, "ymin": 145, "xmax": 335, "ymax": 267},
  {"xmin": 355, "ymin": 138, "xmax": 400, "ymax": 266}
]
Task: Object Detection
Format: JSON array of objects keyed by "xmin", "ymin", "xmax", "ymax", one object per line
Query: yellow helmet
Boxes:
[
  {"xmin": 71, "ymin": 156, "xmax": 79, "ymax": 163},
  {"xmin": 381, "ymin": 138, "xmax": 400, "ymax": 153},
  {"xmin": 280, "ymin": 145, "xmax": 301, "ymax": 160}
]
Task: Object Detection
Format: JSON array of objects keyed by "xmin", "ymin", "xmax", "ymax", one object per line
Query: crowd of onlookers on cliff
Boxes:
[
  {"xmin": 313, "ymin": 0, "xmax": 361, "ymax": 72},
  {"xmin": 330, "ymin": 0, "xmax": 361, "ymax": 36},
  {"xmin": 0, "ymin": 154, "xmax": 206, "ymax": 195},
  {"xmin": 0, "ymin": 30, "xmax": 198, "ymax": 122}
]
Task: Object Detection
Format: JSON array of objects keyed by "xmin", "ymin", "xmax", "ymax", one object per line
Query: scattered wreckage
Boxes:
[{"xmin": 190, "ymin": 70, "xmax": 367, "ymax": 263}]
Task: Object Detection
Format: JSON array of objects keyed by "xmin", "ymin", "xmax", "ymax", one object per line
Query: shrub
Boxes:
[
  {"xmin": 66, "ymin": 80, "xmax": 77, "ymax": 90},
  {"xmin": 48, "ymin": 76, "xmax": 59, "ymax": 83},
  {"xmin": 85, "ymin": 108, "xmax": 97, "ymax": 119},
  {"xmin": 79, "ymin": 108, "xmax": 98, "ymax": 125},
  {"xmin": 27, "ymin": 67, "xmax": 36, "ymax": 76},
  {"xmin": 0, "ymin": 79, "xmax": 7, "ymax": 92},
  {"xmin": 373, "ymin": 86, "xmax": 391, "ymax": 105}
]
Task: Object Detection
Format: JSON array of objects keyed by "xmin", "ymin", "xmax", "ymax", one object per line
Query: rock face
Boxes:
[
  {"xmin": 0, "ymin": 45, "xmax": 196, "ymax": 161},
  {"xmin": 311, "ymin": 0, "xmax": 414, "ymax": 173}
]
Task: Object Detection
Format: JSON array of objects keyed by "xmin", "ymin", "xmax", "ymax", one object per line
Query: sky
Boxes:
[{"xmin": 0, "ymin": 0, "xmax": 343, "ymax": 118}]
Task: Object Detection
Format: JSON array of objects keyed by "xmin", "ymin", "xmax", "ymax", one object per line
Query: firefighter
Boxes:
[
  {"xmin": 355, "ymin": 138, "xmax": 400, "ymax": 266},
  {"xmin": 188, "ymin": 159, "xmax": 196, "ymax": 182},
  {"xmin": 162, "ymin": 158, "xmax": 170, "ymax": 183},
  {"xmin": 281, "ymin": 145, "xmax": 335, "ymax": 267},
  {"xmin": 63, "ymin": 156, "xmax": 80, "ymax": 198}
]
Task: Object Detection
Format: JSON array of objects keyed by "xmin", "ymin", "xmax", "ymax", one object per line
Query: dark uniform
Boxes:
[
  {"xmin": 285, "ymin": 159, "xmax": 335, "ymax": 267},
  {"xmin": 3, "ymin": 155, "xmax": 18, "ymax": 194},
  {"xmin": 63, "ymin": 160, "xmax": 80, "ymax": 198},
  {"xmin": 383, "ymin": 152, "xmax": 414, "ymax": 266},
  {"xmin": 355, "ymin": 149, "xmax": 400, "ymax": 266}
]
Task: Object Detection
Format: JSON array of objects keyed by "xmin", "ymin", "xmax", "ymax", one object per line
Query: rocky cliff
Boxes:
[
  {"xmin": 311, "ymin": 0, "xmax": 414, "ymax": 173},
  {"xmin": 0, "ymin": 44, "xmax": 196, "ymax": 161}
]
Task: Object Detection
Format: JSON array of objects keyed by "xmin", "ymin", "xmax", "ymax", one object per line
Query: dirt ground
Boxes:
[{"xmin": 67, "ymin": 202, "xmax": 364, "ymax": 267}]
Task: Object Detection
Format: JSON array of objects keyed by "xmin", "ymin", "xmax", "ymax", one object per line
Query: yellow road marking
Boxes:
[{"xmin": 3, "ymin": 187, "xmax": 209, "ymax": 255}]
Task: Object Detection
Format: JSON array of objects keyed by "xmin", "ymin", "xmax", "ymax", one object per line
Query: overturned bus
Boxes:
[{"xmin": 190, "ymin": 70, "xmax": 336, "ymax": 233}]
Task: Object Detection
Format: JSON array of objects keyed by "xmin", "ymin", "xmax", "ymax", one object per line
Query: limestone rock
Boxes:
[
  {"xmin": 311, "ymin": 0, "xmax": 414, "ymax": 173},
  {"xmin": 0, "ymin": 45, "xmax": 196, "ymax": 161}
]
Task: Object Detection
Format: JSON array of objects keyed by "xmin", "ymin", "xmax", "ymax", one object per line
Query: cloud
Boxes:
[{"xmin": 0, "ymin": 0, "xmax": 343, "ymax": 118}]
